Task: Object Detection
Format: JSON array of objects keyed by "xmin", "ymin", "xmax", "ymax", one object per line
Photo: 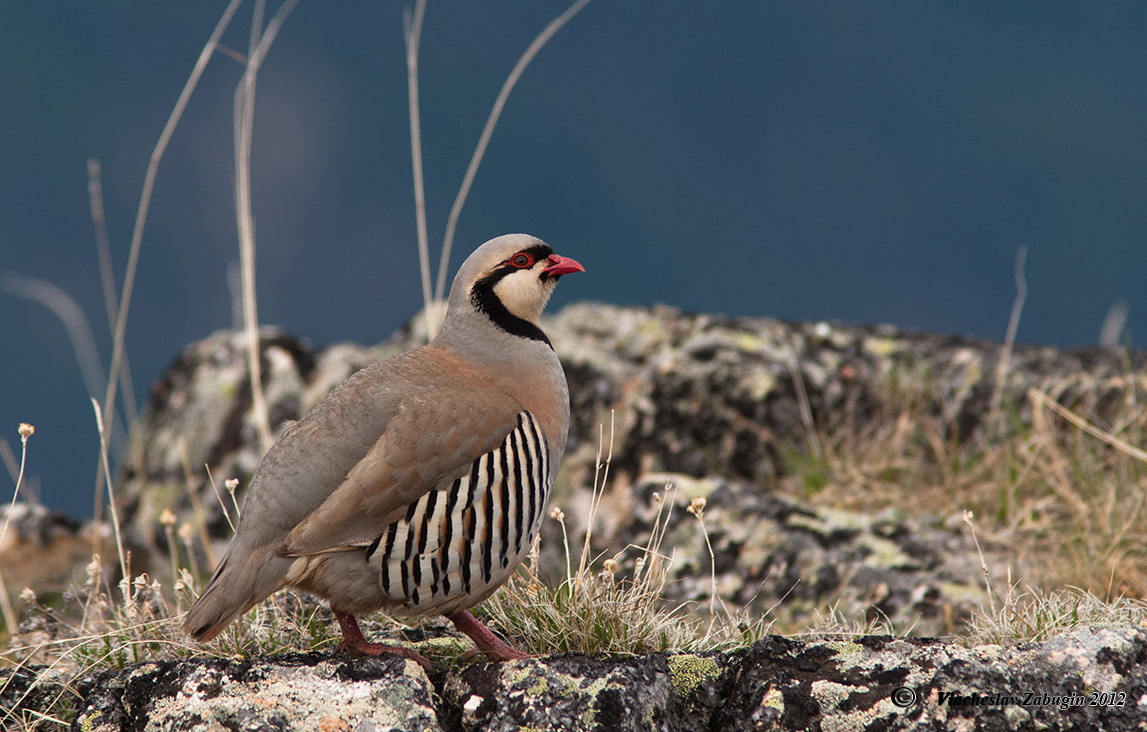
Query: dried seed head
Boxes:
[
  {"xmin": 177, "ymin": 568, "xmax": 196, "ymax": 591},
  {"xmin": 225, "ymin": 478, "xmax": 239, "ymax": 490},
  {"xmin": 178, "ymin": 522, "xmax": 195, "ymax": 543},
  {"xmin": 18, "ymin": 423, "xmax": 34, "ymax": 439},
  {"xmin": 19, "ymin": 586, "xmax": 36, "ymax": 604},
  {"xmin": 549, "ymin": 506, "xmax": 565, "ymax": 522},
  {"xmin": 159, "ymin": 509, "xmax": 177, "ymax": 527},
  {"xmin": 602, "ymin": 558, "xmax": 618, "ymax": 575},
  {"xmin": 687, "ymin": 496, "xmax": 707, "ymax": 518}
]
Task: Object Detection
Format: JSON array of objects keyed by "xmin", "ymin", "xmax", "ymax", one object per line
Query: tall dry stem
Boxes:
[
  {"xmin": 91, "ymin": 400, "xmax": 127, "ymax": 581},
  {"xmin": 234, "ymin": 0, "xmax": 274, "ymax": 454},
  {"xmin": 404, "ymin": 0, "xmax": 433, "ymax": 334},
  {"xmin": 98, "ymin": 0, "xmax": 246, "ymax": 522},
  {"xmin": 86, "ymin": 159, "xmax": 140, "ymax": 458},
  {"xmin": 233, "ymin": 0, "xmax": 301, "ymax": 455},
  {"xmin": 0, "ymin": 423, "xmax": 35, "ymax": 634},
  {"xmin": 434, "ymin": 0, "xmax": 594, "ymax": 304},
  {"xmin": 577, "ymin": 410, "xmax": 614, "ymax": 579},
  {"xmin": 989, "ymin": 246, "xmax": 1027, "ymax": 431}
]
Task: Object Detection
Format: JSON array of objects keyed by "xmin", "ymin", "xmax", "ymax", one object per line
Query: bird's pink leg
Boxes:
[
  {"xmin": 446, "ymin": 610, "xmax": 532, "ymax": 661},
  {"xmin": 332, "ymin": 608, "xmax": 433, "ymax": 671}
]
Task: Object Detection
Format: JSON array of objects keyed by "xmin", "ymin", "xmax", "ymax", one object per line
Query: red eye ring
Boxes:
[{"xmin": 509, "ymin": 252, "xmax": 535, "ymax": 268}]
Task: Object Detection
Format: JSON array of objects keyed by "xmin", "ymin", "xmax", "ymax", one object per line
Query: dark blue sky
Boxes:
[{"xmin": 3, "ymin": 2, "xmax": 1146, "ymax": 516}]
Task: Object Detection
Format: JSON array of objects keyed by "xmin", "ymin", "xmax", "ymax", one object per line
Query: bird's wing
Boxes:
[{"xmin": 278, "ymin": 377, "xmax": 524, "ymax": 557}]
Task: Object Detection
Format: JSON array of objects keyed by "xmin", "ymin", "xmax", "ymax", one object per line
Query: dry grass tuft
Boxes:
[
  {"xmin": 779, "ymin": 363, "xmax": 1147, "ymax": 649},
  {"xmin": 483, "ymin": 416, "xmax": 775, "ymax": 656},
  {"xmin": 783, "ymin": 369, "xmax": 1147, "ymax": 602},
  {"xmin": 967, "ymin": 584, "xmax": 1147, "ymax": 646}
]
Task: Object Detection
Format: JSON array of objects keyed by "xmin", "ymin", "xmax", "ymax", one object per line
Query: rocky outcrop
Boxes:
[
  {"xmin": 113, "ymin": 302, "xmax": 1147, "ymax": 565},
  {"xmin": 6, "ymin": 303, "xmax": 1144, "ymax": 634},
  {"xmin": 620, "ymin": 473, "xmax": 989, "ymax": 638},
  {"xmin": 4, "ymin": 625, "xmax": 1143, "ymax": 731},
  {"xmin": 87, "ymin": 302, "xmax": 1138, "ymax": 634},
  {"xmin": 3, "ymin": 302, "xmax": 1146, "ymax": 730}
]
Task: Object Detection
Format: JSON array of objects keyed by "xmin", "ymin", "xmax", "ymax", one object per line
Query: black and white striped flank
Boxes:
[{"xmin": 364, "ymin": 411, "xmax": 551, "ymax": 613}]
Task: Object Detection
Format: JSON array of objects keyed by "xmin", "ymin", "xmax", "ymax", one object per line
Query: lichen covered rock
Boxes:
[
  {"xmin": 71, "ymin": 653, "xmax": 439, "ymax": 732},
  {"xmin": 604, "ymin": 473, "xmax": 992, "ymax": 637},
  {"xmin": 41, "ymin": 625, "xmax": 1147, "ymax": 731}
]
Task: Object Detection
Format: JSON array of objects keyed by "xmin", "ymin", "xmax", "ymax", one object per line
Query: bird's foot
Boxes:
[
  {"xmin": 446, "ymin": 610, "xmax": 534, "ymax": 662},
  {"xmin": 332, "ymin": 608, "xmax": 434, "ymax": 671}
]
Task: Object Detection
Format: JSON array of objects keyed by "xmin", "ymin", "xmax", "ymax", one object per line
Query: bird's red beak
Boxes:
[{"xmin": 542, "ymin": 254, "xmax": 585, "ymax": 278}]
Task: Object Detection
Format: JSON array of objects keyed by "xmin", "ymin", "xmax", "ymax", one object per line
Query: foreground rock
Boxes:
[{"xmin": 4, "ymin": 625, "xmax": 1143, "ymax": 731}]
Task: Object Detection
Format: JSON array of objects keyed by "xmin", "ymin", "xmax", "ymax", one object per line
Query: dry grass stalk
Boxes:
[
  {"xmin": 989, "ymin": 246, "xmax": 1028, "ymax": 431},
  {"xmin": 86, "ymin": 159, "xmax": 140, "ymax": 471},
  {"xmin": 435, "ymin": 0, "xmax": 594, "ymax": 305},
  {"xmin": 403, "ymin": 0, "xmax": 432, "ymax": 327},
  {"xmin": 0, "ymin": 424, "xmax": 36, "ymax": 637},
  {"xmin": 96, "ymin": 0, "xmax": 246, "ymax": 528}
]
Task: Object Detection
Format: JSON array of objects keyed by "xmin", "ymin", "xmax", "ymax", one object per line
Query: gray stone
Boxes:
[
  {"xmin": 69, "ymin": 653, "xmax": 439, "ymax": 732},
  {"xmin": 4, "ymin": 625, "xmax": 1135, "ymax": 731},
  {"xmin": 605, "ymin": 473, "xmax": 993, "ymax": 637}
]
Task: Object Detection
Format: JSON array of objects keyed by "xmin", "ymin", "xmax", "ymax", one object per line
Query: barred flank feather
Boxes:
[{"xmin": 366, "ymin": 412, "xmax": 549, "ymax": 612}]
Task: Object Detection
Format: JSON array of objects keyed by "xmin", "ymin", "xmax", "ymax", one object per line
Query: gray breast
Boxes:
[{"xmin": 364, "ymin": 411, "xmax": 551, "ymax": 614}]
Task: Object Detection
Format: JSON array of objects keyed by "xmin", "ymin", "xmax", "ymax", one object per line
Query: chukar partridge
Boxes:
[{"xmin": 183, "ymin": 234, "xmax": 583, "ymax": 665}]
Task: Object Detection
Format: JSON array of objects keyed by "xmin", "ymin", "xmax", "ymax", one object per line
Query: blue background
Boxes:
[{"xmin": 3, "ymin": 2, "xmax": 1146, "ymax": 516}]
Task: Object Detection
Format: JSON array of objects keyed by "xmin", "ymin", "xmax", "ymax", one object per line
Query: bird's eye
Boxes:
[{"xmin": 509, "ymin": 253, "xmax": 535, "ymax": 268}]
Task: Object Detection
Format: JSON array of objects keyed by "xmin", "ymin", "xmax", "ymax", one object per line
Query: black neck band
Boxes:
[{"xmin": 470, "ymin": 270, "xmax": 552, "ymax": 346}]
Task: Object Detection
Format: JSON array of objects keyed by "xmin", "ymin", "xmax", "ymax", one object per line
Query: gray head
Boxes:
[{"xmin": 436, "ymin": 234, "xmax": 584, "ymax": 347}]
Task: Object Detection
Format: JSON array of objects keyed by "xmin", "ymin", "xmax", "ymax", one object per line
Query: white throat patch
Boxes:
[{"xmin": 492, "ymin": 269, "xmax": 556, "ymax": 323}]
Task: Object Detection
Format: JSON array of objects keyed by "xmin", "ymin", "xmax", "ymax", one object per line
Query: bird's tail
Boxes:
[{"xmin": 183, "ymin": 545, "xmax": 291, "ymax": 642}]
